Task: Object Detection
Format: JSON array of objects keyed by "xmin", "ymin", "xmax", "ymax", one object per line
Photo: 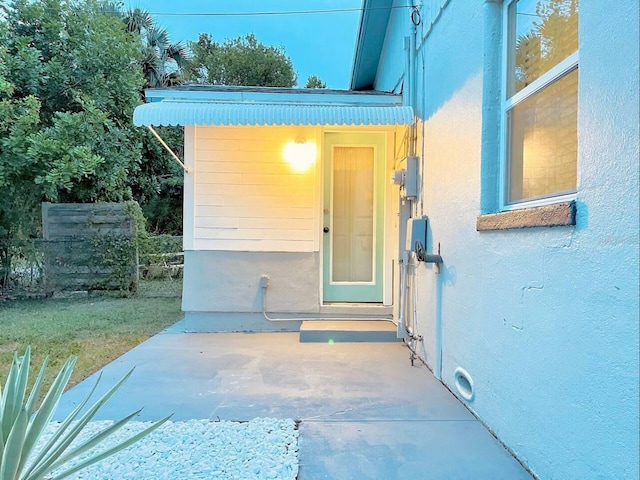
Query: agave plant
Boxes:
[{"xmin": 0, "ymin": 347, "xmax": 170, "ymax": 480}]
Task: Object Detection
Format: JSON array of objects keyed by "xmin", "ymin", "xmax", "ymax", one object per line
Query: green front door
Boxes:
[{"xmin": 322, "ymin": 132, "xmax": 385, "ymax": 303}]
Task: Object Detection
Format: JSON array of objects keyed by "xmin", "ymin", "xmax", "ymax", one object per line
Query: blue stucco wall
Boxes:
[{"xmin": 379, "ymin": 0, "xmax": 639, "ymax": 478}]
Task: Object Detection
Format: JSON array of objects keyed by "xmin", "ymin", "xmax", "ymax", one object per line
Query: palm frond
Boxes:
[
  {"xmin": 146, "ymin": 27, "xmax": 170, "ymax": 50},
  {"xmin": 125, "ymin": 7, "xmax": 154, "ymax": 35},
  {"xmin": 165, "ymin": 42, "xmax": 190, "ymax": 67}
]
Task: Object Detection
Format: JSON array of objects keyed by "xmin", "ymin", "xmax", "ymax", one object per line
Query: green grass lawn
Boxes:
[{"xmin": 0, "ymin": 280, "xmax": 183, "ymax": 394}]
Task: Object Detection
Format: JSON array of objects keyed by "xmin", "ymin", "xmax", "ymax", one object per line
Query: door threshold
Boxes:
[
  {"xmin": 322, "ymin": 302, "xmax": 386, "ymax": 306},
  {"xmin": 319, "ymin": 303, "xmax": 393, "ymax": 317}
]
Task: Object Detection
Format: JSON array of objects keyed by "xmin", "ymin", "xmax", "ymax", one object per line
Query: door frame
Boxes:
[{"xmin": 321, "ymin": 131, "xmax": 388, "ymax": 304}]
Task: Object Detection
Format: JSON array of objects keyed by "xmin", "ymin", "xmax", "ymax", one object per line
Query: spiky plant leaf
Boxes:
[
  {"xmin": 17, "ymin": 356, "xmax": 77, "ymax": 477},
  {"xmin": 13, "ymin": 347, "xmax": 31, "ymax": 420},
  {"xmin": 0, "ymin": 407, "xmax": 27, "ymax": 480},
  {"xmin": 18, "ymin": 359, "xmax": 86, "ymax": 476},
  {"xmin": 48, "ymin": 409, "xmax": 143, "ymax": 470},
  {"xmin": 24, "ymin": 356, "xmax": 49, "ymax": 417},
  {"xmin": 23, "ymin": 369, "xmax": 135, "ymax": 480},
  {"xmin": 1, "ymin": 354, "xmax": 20, "ymax": 443},
  {"xmin": 48, "ymin": 414, "xmax": 171, "ymax": 480},
  {"xmin": 0, "ymin": 349, "xmax": 169, "ymax": 480}
]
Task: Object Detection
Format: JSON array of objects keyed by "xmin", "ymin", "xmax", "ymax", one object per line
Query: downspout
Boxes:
[
  {"xmin": 408, "ymin": 8, "xmax": 418, "ymax": 158},
  {"xmin": 399, "ymin": 5, "xmax": 420, "ymax": 340},
  {"xmin": 397, "ymin": 34, "xmax": 413, "ymax": 338}
]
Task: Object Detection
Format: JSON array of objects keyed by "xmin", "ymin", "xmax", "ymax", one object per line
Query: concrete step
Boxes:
[
  {"xmin": 319, "ymin": 303, "xmax": 393, "ymax": 317},
  {"xmin": 299, "ymin": 320, "xmax": 400, "ymax": 343}
]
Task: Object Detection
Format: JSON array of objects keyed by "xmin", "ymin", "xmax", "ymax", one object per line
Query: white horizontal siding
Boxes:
[
  {"xmin": 198, "ymin": 217, "xmax": 314, "ymax": 230},
  {"xmin": 194, "ymin": 125, "xmax": 319, "ymax": 252},
  {"xmin": 193, "ymin": 238, "xmax": 314, "ymax": 252},
  {"xmin": 195, "ymin": 205, "xmax": 314, "ymax": 219},
  {"xmin": 195, "ymin": 228, "xmax": 314, "ymax": 240},
  {"xmin": 196, "ymin": 184, "xmax": 312, "ymax": 197},
  {"xmin": 196, "ymin": 194, "xmax": 314, "ymax": 208},
  {"xmin": 198, "ymin": 172, "xmax": 313, "ymax": 187}
]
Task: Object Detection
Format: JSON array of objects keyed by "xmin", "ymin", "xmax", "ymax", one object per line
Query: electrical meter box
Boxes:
[
  {"xmin": 406, "ymin": 216, "xmax": 428, "ymax": 252},
  {"xmin": 404, "ymin": 156, "xmax": 419, "ymax": 198}
]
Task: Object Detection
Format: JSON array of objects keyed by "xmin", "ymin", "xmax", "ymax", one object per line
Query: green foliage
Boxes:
[
  {"xmin": 87, "ymin": 235, "xmax": 138, "ymax": 292},
  {"xmin": 186, "ymin": 33, "xmax": 297, "ymax": 87},
  {"xmin": 0, "ymin": 0, "xmax": 144, "ymax": 289},
  {"xmin": 28, "ymin": 104, "xmax": 138, "ymax": 203},
  {"xmin": 0, "ymin": 346, "xmax": 170, "ymax": 480},
  {"xmin": 124, "ymin": 200, "xmax": 147, "ymax": 239},
  {"xmin": 0, "ymin": 238, "xmax": 43, "ymax": 295},
  {"xmin": 80, "ymin": 201, "xmax": 145, "ymax": 292},
  {"xmin": 138, "ymin": 235, "xmax": 182, "ymax": 257},
  {"xmin": 131, "ymin": 126, "xmax": 184, "ymax": 235},
  {"xmin": 304, "ymin": 75, "xmax": 327, "ymax": 89}
]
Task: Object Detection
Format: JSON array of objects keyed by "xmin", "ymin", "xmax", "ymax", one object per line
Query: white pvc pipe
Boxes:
[
  {"xmin": 397, "ymin": 252, "xmax": 408, "ymax": 338},
  {"xmin": 261, "ymin": 286, "xmax": 391, "ymax": 323},
  {"xmin": 434, "ymin": 278, "xmax": 443, "ymax": 379}
]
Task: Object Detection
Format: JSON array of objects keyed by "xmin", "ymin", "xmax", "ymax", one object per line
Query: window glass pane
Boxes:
[
  {"xmin": 509, "ymin": 0, "xmax": 578, "ymax": 96},
  {"xmin": 507, "ymin": 68, "xmax": 577, "ymax": 203},
  {"xmin": 332, "ymin": 147, "xmax": 374, "ymax": 282}
]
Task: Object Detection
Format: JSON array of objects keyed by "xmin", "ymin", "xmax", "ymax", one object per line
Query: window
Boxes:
[{"xmin": 501, "ymin": 0, "xmax": 579, "ymax": 208}]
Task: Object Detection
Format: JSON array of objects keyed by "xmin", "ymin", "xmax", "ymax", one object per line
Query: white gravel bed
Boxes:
[{"xmin": 36, "ymin": 418, "xmax": 298, "ymax": 480}]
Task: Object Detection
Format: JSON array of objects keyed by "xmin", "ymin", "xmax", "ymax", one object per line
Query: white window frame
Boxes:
[{"xmin": 499, "ymin": 0, "xmax": 579, "ymax": 211}]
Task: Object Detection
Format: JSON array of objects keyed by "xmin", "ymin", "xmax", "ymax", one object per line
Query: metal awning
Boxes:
[
  {"xmin": 133, "ymin": 101, "xmax": 414, "ymax": 127},
  {"xmin": 133, "ymin": 87, "xmax": 414, "ymax": 127}
]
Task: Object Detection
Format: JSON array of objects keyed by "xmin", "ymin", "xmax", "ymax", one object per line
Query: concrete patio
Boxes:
[{"xmin": 56, "ymin": 323, "xmax": 533, "ymax": 479}]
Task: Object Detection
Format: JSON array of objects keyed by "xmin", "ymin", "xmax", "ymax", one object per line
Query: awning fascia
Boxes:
[{"xmin": 133, "ymin": 88, "xmax": 414, "ymax": 127}]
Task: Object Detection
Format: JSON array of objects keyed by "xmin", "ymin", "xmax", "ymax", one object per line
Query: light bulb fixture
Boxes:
[{"xmin": 283, "ymin": 139, "xmax": 317, "ymax": 172}]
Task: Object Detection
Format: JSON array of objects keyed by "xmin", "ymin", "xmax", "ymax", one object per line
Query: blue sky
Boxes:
[{"xmin": 125, "ymin": 0, "xmax": 364, "ymax": 89}]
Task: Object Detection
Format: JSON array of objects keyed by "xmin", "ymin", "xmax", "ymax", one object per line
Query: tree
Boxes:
[
  {"xmin": 122, "ymin": 7, "xmax": 190, "ymax": 88},
  {"xmin": 0, "ymin": 40, "xmax": 42, "ymax": 287},
  {"xmin": 305, "ymin": 75, "xmax": 327, "ymax": 89},
  {"xmin": 0, "ymin": 0, "xmax": 144, "ymax": 289},
  {"xmin": 117, "ymin": 7, "xmax": 189, "ymax": 233},
  {"xmin": 185, "ymin": 33, "xmax": 297, "ymax": 87}
]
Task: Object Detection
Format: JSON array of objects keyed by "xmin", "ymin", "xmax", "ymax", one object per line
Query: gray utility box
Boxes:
[
  {"xmin": 404, "ymin": 156, "xmax": 420, "ymax": 198},
  {"xmin": 408, "ymin": 216, "xmax": 428, "ymax": 252}
]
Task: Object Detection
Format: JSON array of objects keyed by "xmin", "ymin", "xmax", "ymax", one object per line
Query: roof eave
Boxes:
[
  {"xmin": 350, "ymin": 0, "xmax": 394, "ymax": 91},
  {"xmin": 143, "ymin": 86, "xmax": 404, "ymax": 106}
]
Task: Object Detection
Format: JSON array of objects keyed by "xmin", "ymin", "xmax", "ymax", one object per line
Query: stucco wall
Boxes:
[
  {"xmin": 379, "ymin": 0, "xmax": 639, "ymax": 478},
  {"xmin": 181, "ymin": 250, "xmax": 320, "ymax": 331}
]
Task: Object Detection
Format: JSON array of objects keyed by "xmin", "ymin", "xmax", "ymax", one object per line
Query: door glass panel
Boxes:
[{"xmin": 332, "ymin": 146, "xmax": 374, "ymax": 282}]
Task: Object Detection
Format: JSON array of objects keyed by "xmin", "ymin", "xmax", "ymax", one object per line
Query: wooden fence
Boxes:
[{"xmin": 42, "ymin": 202, "xmax": 138, "ymax": 293}]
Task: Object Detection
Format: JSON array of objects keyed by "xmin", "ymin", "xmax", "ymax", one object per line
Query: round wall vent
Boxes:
[{"xmin": 454, "ymin": 367, "xmax": 475, "ymax": 401}]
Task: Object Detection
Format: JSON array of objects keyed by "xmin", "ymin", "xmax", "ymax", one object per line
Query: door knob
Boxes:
[{"xmin": 323, "ymin": 227, "xmax": 330, "ymax": 233}]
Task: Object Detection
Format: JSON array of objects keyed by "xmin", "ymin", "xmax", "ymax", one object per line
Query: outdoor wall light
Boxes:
[{"xmin": 283, "ymin": 139, "xmax": 316, "ymax": 172}]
